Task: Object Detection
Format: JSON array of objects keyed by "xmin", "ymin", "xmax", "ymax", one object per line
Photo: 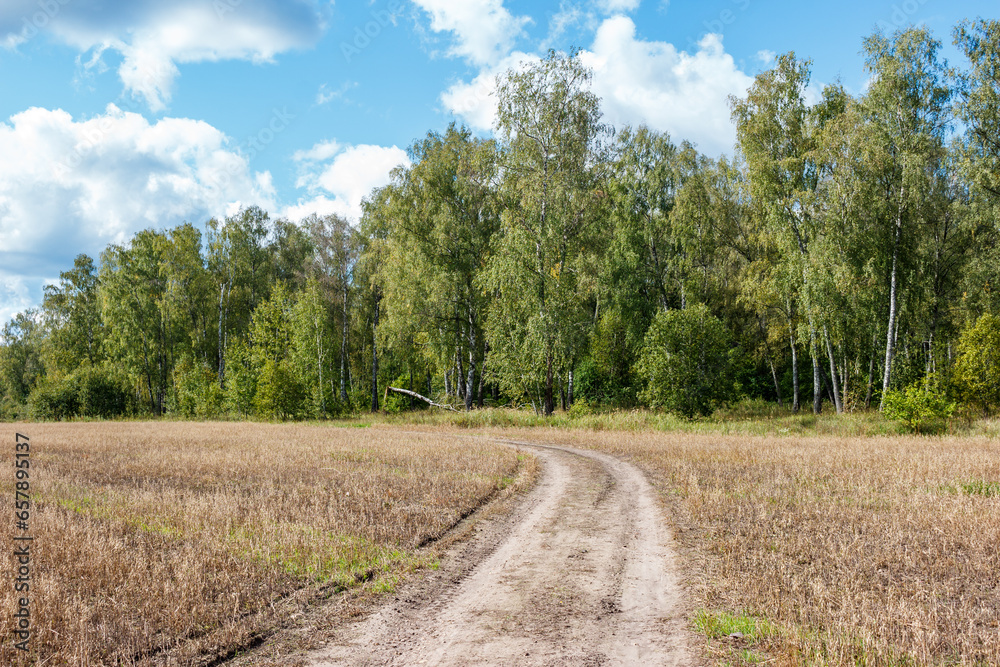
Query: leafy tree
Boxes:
[
  {"xmin": 637, "ymin": 304, "xmax": 734, "ymax": 417},
  {"xmin": 952, "ymin": 313, "xmax": 1000, "ymax": 415},
  {"xmin": 247, "ymin": 283, "xmax": 306, "ymax": 419},
  {"xmin": 291, "ymin": 278, "xmax": 336, "ymax": 417},
  {"xmin": 955, "ymin": 19, "xmax": 1000, "ymax": 201},
  {"xmin": 731, "ymin": 53, "xmax": 830, "ymax": 413},
  {"xmin": 223, "ymin": 339, "xmax": 256, "ymax": 417},
  {"xmin": 306, "ymin": 213, "xmax": 359, "ymax": 403},
  {"xmin": 0, "ymin": 311, "xmax": 45, "ymax": 409},
  {"xmin": 41, "ymin": 254, "xmax": 104, "ymax": 374},
  {"xmin": 99, "ymin": 230, "xmax": 173, "ymax": 415},
  {"xmin": 860, "ymin": 28, "xmax": 952, "ymax": 407},
  {"xmin": 485, "ymin": 49, "xmax": 609, "ymax": 415},
  {"xmin": 206, "ymin": 206, "xmax": 275, "ymax": 385},
  {"xmin": 371, "ymin": 125, "xmax": 499, "ymax": 410}
]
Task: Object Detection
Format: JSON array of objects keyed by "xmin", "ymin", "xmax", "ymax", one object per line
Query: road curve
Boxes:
[{"xmin": 307, "ymin": 438, "xmax": 695, "ymax": 666}]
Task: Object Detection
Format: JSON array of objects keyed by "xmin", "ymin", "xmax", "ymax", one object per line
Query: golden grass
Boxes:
[
  {"xmin": 464, "ymin": 426, "xmax": 1000, "ymax": 666},
  {"xmin": 0, "ymin": 422, "xmax": 525, "ymax": 665}
]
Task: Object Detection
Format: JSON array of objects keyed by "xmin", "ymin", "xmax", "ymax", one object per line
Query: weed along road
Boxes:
[{"xmin": 308, "ymin": 438, "xmax": 695, "ymax": 666}]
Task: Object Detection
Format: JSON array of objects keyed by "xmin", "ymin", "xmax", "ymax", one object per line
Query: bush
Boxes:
[
  {"xmin": 952, "ymin": 313, "xmax": 1000, "ymax": 415},
  {"xmin": 28, "ymin": 375, "xmax": 79, "ymax": 420},
  {"xmin": 567, "ymin": 397, "xmax": 597, "ymax": 418},
  {"xmin": 882, "ymin": 378, "xmax": 955, "ymax": 434},
  {"xmin": 27, "ymin": 366, "xmax": 132, "ymax": 420},
  {"xmin": 171, "ymin": 356, "xmax": 224, "ymax": 419},
  {"xmin": 636, "ymin": 304, "xmax": 734, "ymax": 418},
  {"xmin": 253, "ymin": 359, "xmax": 305, "ymax": 420},
  {"xmin": 77, "ymin": 366, "xmax": 131, "ymax": 418}
]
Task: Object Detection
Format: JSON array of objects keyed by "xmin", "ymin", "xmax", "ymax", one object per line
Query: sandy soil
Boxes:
[{"xmin": 305, "ymin": 438, "xmax": 697, "ymax": 666}]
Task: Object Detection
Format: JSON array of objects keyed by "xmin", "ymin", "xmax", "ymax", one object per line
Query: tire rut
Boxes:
[{"xmin": 306, "ymin": 438, "xmax": 695, "ymax": 667}]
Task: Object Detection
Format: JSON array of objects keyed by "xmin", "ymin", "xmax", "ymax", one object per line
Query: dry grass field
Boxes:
[
  {"xmin": 0, "ymin": 422, "xmax": 527, "ymax": 665},
  {"xmin": 3, "ymin": 418, "xmax": 997, "ymax": 666},
  {"xmin": 479, "ymin": 427, "xmax": 1000, "ymax": 666}
]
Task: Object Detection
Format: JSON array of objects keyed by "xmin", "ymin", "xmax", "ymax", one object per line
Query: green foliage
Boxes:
[
  {"xmin": 0, "ymin": 311, "xmax": 45, "ymax": 404},
  {"xmin": 171, "ymin": 355, "xmax": 224, "ymax": 419},
  {"xmin": 881, "ymin": 379, "xmax": 956, "ymax": 433},
  {"xmin": 952, "ymin": 313, "xmax": 1000, "ymax": 415},
  {"xmin": 955, "ymin": 19, "xmax": 1000, "ymax": 201},
  {"xmin": 28, "ymin": 375, "xmax": 79, "ymax": 420},
  {"xmin": 566, "ymin": 397, "xmax": 597, "ymax": 418},
  {"xmin": 76, "ymin": 366, "xmax": 131, "ymax": 418},
  {"xmin": 26, "ymin": 365, "xmax": 131, "ymax": 420},
  {"xmin": 637, "ymin": 304, "xmax": 734, "ymax": 417},
  {"xmin": 2, "ymin": 29, "xmax": 999, "ymax": 426},
  {"xmin": 693, "ymin": 609, "xmax": 779, "ymax": 642},
  {"xmin": 588, "ymin": 310, "xmax": 641, "ymax": 405},
  {"xmin": 253, "ymin": 359, "xmax": 305, "ymax": 420},
  {"xmin": 224, "ymin": 340, "xmax": 257, "ymax": 418},
  {"xmin": 485, "ymin": 49, "xmax": 608, "ymax": 415}
]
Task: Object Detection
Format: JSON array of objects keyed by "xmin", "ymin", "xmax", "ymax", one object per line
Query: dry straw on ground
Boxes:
[
  {"xmin": 0, "ymin": 422, "xmax": 525, "ymax": 665},
  {"xmin": 489, "ymin": 427, "xmax": 1000, "ymax": 666}
]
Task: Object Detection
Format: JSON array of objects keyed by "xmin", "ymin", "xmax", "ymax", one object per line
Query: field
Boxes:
[
  {"xmin": 0, "ymin": 422, "xmax": 528, "ymax": 665},
  {"xmin": 2, "ymin": 418, "xmax": 998, "ymax": 666},
  {"xmin": 478, "ymin": 426, "xmax": 1000, "ymax": 666}
]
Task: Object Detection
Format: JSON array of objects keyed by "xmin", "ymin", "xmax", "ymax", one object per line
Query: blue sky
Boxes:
[{"xmin": 0, "ymin": 0, "xmax": 995, "ymax": 323}]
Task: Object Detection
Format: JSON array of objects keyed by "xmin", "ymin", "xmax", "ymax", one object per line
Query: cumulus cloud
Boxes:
[
  {"xmin": 440, "ymin": 51, "xmax": 536, "ymax": 131},
  {"xmin": 581, "ymin": 17, "xmax": 753, "ymax": 155},
  {"xmin": 285, "ymin": 142, "xmax": 411, "ymax": 222},
  {"xmin": 442, "ymin": 17, "xmax": 754, "ymax": 156},
  {"xmin": 0, "ymin": 105, "xmax": 275, "ymax": 317},
  {"xmin": 412, "ymin": 0, "xmax": 530, "ymax": 65},
  {"xmin": 0, "ymin": 0, "xmax": 325, "ymax": 110}
]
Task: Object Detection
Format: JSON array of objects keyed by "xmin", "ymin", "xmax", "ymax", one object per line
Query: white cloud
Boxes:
[
  {"xmin": 581, "ymin": 17, "xmax": 753, "ymax": 155},
  {"xmin": 0, "ymin": 104, "xmax": 275, "ymax": 318},
  {"xmin": 286, "ymin": 142, "xmax": 411, "ymax": 222},
  {"xmin": 756, "ymin": 49, "xmax": 776, "ymax": 64},
  {"xmin": 442, "ymin": 17, "xmax": 754, "ymax": 156},
  {"xmin": 596, "ymin": 0, "xmax": 641, "ymax": 13},
  {"xmin": 0, "ymin": 274, "xmax": 36, "ymax": 326},
  {"xmin": 1, "ymin": 1, "xmax": 325, "ymax": 110},
  {"xmin": 440, "ymin": 51, "xmax": 537, "ymax": 131},
  {"xmin": 315, "ymin": 81, "xmax": 358, "ymax": 106},
  {"xmin": 412, "ymin": 0, "xmax": 530, "ymax": 65}
]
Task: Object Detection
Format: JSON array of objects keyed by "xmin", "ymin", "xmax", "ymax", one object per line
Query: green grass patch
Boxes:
[
  {"xmin": 693, "ymin": 609, "xmax": 779, "ymax": 642},
  {"xmin": 941, "ymin": 479, "xmax": 1000, "ymax": 497}
]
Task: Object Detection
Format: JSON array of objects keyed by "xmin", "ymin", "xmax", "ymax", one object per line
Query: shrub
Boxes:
[
  {"xmin": 636, "ymin": 304, "xmax": 733, "ymax": 418},
  {"xmin": 253, "ymin": 359, "xmax": 305, "ymax": 420},
  {"xmin": 28, "ymin": 375, "xmax": 79, "ymax": 420},
  {"xmin": 76, "ymin": 366, "xmax": 131, "ymax": 418},
  {"xmin": 952, "ymin": 313, "xmax": 1000, "ymax": 415},
  {"xmin": 171, "ymin": 356, "xmax": 224, "ymax": 419},
  {"xmin": 882, "ymin": 378, "xmax": 955, "ymax": 434},
  {"xmin": 567, "ymin": 397, "xmax": 597, "ymax": 418}
]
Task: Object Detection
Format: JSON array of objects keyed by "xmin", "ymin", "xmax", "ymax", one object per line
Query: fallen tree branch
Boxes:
[{"xmin": 387, "ymin": 386, "xmax": 460, "ymax": 412}]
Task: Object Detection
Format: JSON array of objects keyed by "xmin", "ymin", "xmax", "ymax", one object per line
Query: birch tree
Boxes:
[{"xmin": 485, "ymin": 50, "xmax": 608, "ymax": 415}]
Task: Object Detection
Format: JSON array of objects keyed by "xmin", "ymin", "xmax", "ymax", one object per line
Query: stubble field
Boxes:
[
  {"xmin": 483, "ymin": 426, "xmax": 1000, "ymax": 666},
  {"xmin": 2, "ymin": 419, "xmax": 998, "ymax": 666},
  {"xmin": 0, "ymin": 422, "xmax": 527, "ymax": 665}
]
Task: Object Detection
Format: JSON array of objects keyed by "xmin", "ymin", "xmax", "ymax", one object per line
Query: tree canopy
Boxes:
[{"xmin": 3, "ymin": 23, "xmax": 1000, "ymax": 421}]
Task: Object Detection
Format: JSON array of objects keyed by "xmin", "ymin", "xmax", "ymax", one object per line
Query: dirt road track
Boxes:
[{"xmin": 307, "ymin": 438, "xmax": 696, "ymax": 666}]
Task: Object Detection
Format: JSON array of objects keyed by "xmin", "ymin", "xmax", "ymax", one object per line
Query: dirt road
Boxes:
[{"xmin": 307, "ymin": 439, "xmax": 695, "ymax": 666}]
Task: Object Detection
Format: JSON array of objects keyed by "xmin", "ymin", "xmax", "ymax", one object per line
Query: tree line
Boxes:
[{"xmin": 2, "ymin": 21, "xmax": 999, "ymax": 421}]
